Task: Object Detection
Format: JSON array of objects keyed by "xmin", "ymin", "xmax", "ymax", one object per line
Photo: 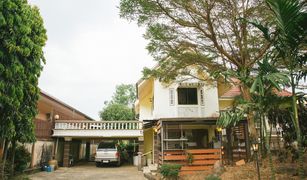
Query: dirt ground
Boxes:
[
  {"xmin": 28, "ymin": 162, "xmax": 146, "ymax": 180},
  {"xmin": 219, "ymin": 158, "xmax": 305, "ymax": 180},
  {"xmin": 180, "ymin": 157, "xmax": 306, "ymax": 180}
]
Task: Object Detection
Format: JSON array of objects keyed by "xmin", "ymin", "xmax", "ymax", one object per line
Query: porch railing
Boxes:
[{"xmin": 54, "ymin": 120, "xmax": 143, "ymax": 130}]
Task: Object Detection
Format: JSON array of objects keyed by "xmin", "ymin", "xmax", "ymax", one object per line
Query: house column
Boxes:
[
  {"xmin": 63, "ymin": 137, "xmax": 72, "ymax": 167},
  {"xmin": 154, "ymin": 132, "xmax": 160, "ymax": 165},
  {"xmin": 138, "ymin": 137, "xmax": 144, "ymax": 171},
  {"xmin": 30, "ymin": 142, "xmax": 36, "ymax": 168}
]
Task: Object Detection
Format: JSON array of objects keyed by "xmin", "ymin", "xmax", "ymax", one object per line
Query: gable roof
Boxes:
[
  {"xmin": 40, "ymin": 90, "xmax": 94, "ymax": 120},
  {"xmin": 220, "ymin": 86, "xmax": 292, "ymax": 99}
]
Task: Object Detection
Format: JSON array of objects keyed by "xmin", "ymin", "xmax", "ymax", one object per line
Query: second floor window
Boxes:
[{"xmin": 177, "ymin": 88, "xmax": 198, "ymax": 105}]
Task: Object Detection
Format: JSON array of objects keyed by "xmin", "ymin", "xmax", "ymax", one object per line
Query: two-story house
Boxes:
[{"xmin": 135, "ymin": 73, "xmax": 250, "ymax": 174}]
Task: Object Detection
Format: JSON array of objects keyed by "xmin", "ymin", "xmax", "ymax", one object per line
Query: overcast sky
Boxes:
[{"xmin": 28, "ymin": 0, "xmax": 155, "ymax": 119}]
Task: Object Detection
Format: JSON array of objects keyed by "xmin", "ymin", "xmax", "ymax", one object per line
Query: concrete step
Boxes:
[{"xmin": 148, "ymin": 164, "xmax": 158, "ymax": 171}]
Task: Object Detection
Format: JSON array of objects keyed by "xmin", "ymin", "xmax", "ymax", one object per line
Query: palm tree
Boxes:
[
  {"xmin": 251, "ymin": 0, "xmax": 306, "ymax": 178},
  {"xmin": 266, "ymin": 0, "xmax": 306, "ymax": 178},
  {"xmin": 250, "ymin": 57, "xmax": 289, "ymax": 180}
]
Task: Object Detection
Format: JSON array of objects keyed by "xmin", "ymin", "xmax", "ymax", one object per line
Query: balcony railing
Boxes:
[
  {"xmin": 54, "ymin": 120, "xmax": 143, "ymax": 130},
  {"xmin": 53, "ymin": 120, "xmax": 143, "ymax": 138}
]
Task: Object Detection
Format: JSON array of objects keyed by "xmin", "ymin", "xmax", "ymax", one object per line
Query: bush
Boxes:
[
  {"xmin": 0, "ymin": 161, "xmax": 12, "ymax": 180},
  {"xmin": 9, "ymin": 145, "xmax": 31, "ymax": 172},
  {"xmin": 205, "ymin": 174, "xmax": 221, "ymax": 180},
  {"xmin": 160, "ymin": 164, "xmax": 182, "ymax": 179}
]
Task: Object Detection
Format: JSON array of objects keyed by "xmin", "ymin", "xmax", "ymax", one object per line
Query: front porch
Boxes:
[{"xmin": 142, "ymin": 118, "xmax": 249, "ymax": 174}]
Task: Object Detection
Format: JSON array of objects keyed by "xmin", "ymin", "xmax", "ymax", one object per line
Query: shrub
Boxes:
[
  {"xmin": 11, "ymin": 145, "xmax": 31, "ymax": 172},
  {"xmin": 160, "ymin": 164, "xmax": 182, "ymax": 179}
]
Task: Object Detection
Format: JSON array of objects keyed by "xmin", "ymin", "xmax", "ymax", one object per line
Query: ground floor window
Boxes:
[{"xmin": 163, "ymin": 124, "xmax": 220, "ymax": 150}]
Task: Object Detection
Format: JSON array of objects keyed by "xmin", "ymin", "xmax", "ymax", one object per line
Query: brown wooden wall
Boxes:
[{"xmin": 35, "ymin": 119, "xmax": 53, "ymax": 140}]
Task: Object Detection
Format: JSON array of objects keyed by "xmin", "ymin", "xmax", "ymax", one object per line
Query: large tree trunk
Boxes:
[
  {"xmin": 241, "ymin": 85, "xmax": 258, "ymax": 140},
  {"xmin": 10, "ymin": 141, "xmax": 16, "ymax": 176},
  {"xmin": 1, "ymin": 140, "xmax": 9, "ymax": 179}
]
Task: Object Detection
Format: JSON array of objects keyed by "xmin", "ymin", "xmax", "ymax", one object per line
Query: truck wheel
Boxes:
[{"xmin": 96, "ymin": 162, "xmax": 101, "ymax": 167}]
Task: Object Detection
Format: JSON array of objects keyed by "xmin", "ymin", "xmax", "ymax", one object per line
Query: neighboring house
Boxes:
[
  {"xmin": 25, "ymin": 90, "xmax": 93, "ymax": 168},
  {"xmin": 135, "ymin": 73, "xmax": 250, "ymax": 174}
]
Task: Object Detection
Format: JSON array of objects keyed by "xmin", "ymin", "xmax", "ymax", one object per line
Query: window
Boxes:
[{"xmin": 177, "ymin": 88, "xmax": 198, "ymax": 105}]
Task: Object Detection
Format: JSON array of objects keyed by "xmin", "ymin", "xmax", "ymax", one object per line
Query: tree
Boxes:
[
  {"xmin": 99, "ymin": 104, "xmax": 135, "ymax": 121},
  {"xmin": 250, "ymin": 58, "xmax": 289, "ymax": 180},
  {"xmin": 110, "ymin": 84, "xmax": 136, "ymax": 107},
  {"xmin": 99, "ymin": 84, "xmax": 136, "ymax": 121},
  {"xmin": 0, "ymin": 0, "xmax": 47, "ymax": 177},
  {"xmin": 252, "ymin": 0, "xmax": 306, "ymax": 178},
  {"xmin": 120, "ymin": 0, "xmax": 273, "ymax": 139}
]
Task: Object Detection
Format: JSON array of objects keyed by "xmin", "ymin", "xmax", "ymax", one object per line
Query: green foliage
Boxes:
[
  {"xmin": 99, "ymin": 103, "xmax": 134, "ymax": 121},
  {"xmin": 117, "ymin": 141, "xmax": 137, "ymax": 162},
  {"xmin": 251, "ymin": 0, "xmax": 306, "ymax": 178},
  {"xmin": 250, "ymin": 57, "xmax": 289, "ymax": 97},
  {"xmin": 119, "ymin": 0, "xmax": 271, "ymax": 83},
  {"xmin": 110, "ymin": 84, "xmax": 136, "ymax": 107},
  {"xmin": 9, "ymin": 145, "xmax": 31, "ymax": 172},
  {"xmin": 205, "ymin": 174, "xmax": 221, "ymax": 180},
  {"xmin": 0, "ymin": 0, "xmax": 47, "ymax": 143},
  {"xmin": 160, "ymin": 164, "xmax": 182, "ymax": 179},
  {"xmin": 100, "ymin": 84, "xmax": 136, "ymax": 121},
  {"xmin": 217, "ymin": 107, "xmax": 245, "ymax": 128},
  {"xmin": 0, "ymin": 161, "xmax": 11, "ymax": 179},
  {"xmin": 268, "ymin": 94, "xmax": 307, "ymax": 147}
]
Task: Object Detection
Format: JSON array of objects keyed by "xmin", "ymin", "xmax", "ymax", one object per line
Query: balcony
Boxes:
[{"xmin": 53, "ymin": 120, "xmax": 143, "ymax": 138}]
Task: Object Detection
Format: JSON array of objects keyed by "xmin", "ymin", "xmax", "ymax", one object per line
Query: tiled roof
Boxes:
[
  {"xmin": 272, "ymin": 89, "xmax": 292, "ymax": 97},
  {"xmin": 220, "ymin": 86, "xmax": 241, "ymax": 98},
  {"xmin": 220, "ymin": 86, "xmax": 292, "ymax": 99}
]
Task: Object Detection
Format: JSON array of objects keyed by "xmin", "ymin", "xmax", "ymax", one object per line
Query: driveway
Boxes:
[{"xmin": 28, "ymin": 163, "xmax": 146, "ymax": 180}]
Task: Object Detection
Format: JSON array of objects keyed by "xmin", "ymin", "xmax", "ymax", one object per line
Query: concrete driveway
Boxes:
[{"xmin": 28, "ymin": 163, "xmax": 146, "ymax": 180}]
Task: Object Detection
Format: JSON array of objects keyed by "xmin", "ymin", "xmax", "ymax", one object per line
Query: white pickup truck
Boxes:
[{"xmin": 95, "ymin": 141, "xmax": 121, "ymax": 167}]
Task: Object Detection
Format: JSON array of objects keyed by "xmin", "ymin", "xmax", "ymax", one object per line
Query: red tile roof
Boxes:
[
  {"xmin": 220, "ymin": 86, "xmax": 292, "ymax": 98},
  {"xmin": 220, "ymin": 86, "xmax": 241, "ymax": 98}
]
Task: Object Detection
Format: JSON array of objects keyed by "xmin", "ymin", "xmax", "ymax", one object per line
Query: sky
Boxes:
[{"xmin": 28, "ymin": 0, "xmax": 155, "ymax": 119}]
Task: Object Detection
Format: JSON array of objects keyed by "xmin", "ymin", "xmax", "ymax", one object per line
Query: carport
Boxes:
[{"xmin": 52, "ymin": 120, "xmax": 144, "ymax": 167}]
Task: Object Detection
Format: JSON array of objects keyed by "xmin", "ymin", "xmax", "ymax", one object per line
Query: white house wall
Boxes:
[
  {"xmin": 153, "ymin": 79, "xmax": 176, "ymax": 119},
  {"xmin": 203, "ymin": 84, "xmax": 219, "ymax": 117},
  {"xmin": 151, "ymin": 79, "xmax": 219, "ymax": 119}
]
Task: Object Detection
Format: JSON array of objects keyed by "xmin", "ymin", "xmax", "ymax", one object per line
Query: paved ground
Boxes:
[{"xmin": 28, "ymin": 163, "xmax": 146, "ymax": 180}]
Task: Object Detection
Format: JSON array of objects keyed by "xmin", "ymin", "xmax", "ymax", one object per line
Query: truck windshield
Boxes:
[{"xmin": 98, "ymin": 142, "xmax": 116, "ymax": 149}]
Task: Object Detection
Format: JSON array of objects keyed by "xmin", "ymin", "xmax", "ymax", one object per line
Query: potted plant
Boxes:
[{"xmin": 186, "ymin": 153, "xmax": 193, "ymax": 165}]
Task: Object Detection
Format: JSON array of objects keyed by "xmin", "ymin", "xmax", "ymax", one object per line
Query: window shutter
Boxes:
[
  {"xmin": 200, "ymin": 88, "xmax": 205, "ymax": 106},
  {"xmin": 169, "ymin": 89, "xmax": 175, "ymax": 106}
]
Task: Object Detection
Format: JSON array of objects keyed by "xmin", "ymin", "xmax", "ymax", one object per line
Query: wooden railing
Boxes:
[
  {"xmin": 54, "ymin": 120, "xmax": 143, "ymax": 130},
  {"xmin": 159, "ymin": 149, "xmax": 222, "ymax": 175}
]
